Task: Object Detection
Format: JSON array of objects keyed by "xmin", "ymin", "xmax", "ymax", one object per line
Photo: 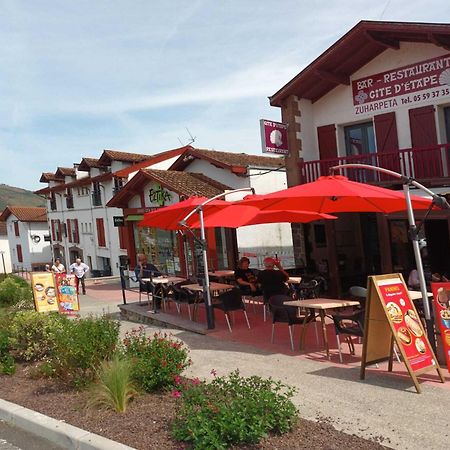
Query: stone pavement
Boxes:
[{"xmin": 80, "ymin": 279, "xmax": 450, "ymax": 450}]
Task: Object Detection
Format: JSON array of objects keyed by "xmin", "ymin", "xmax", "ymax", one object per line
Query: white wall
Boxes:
[
  {"xmin": 0, "ymin": 236, "xmax": 12, "ymax": 273},
  {"xmin": 299, "ymin": 42, "xmax": 450, "ymax": 161}
]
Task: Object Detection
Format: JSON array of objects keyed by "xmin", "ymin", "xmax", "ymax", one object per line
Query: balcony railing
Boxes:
[
  {"xmin": 92, "ymin": 191, "xmax": 102, "ymax": 206},
  {"xmin": 299, "ymin": 143, "xmax": 450, "ymax": 185}
]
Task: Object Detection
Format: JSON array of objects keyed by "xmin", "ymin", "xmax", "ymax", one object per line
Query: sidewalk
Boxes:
[{"xmin": 81, "ymin": 280, "xmax": 450, "ymax": 450}]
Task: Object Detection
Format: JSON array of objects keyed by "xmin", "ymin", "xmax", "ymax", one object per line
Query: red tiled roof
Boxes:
[
  {"xmin": 114, "ymin": 146, "xmax": 191, "ymax": 177},
  {"xmin": 169, "ymin": 147, "xmax": 285, "ymax": 173},
  {"xmin": 49, "ymin": 172, "xmax": 113, "ymax": 193},
  {"xmin": 107, "ymin": 169, "xmax": 232, "ymax": 208},
  {"xmin": 98, "ymin": 149, "xmax": 153, "ymax": 166},
  {"xmin": 270, "ymin": 20, "xmax": 450, "ymax": 105},
  {"xmin": 40, "ymin": 172, "xmax": 64, "ymax": 183},
  {"xmin": 55, "ymin": 167, "xmax": 76, "ymax": 177},
  {"xmin": 77, "ymin": 158, "xmax": 103, "ymax": 171},
  {"xmin": 0, "ymin": 206, "xmax": 47, "ymax": 222}
]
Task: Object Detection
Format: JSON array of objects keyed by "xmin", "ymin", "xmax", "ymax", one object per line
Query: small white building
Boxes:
[
  {"xmin": 0, "ymin": 206, "xmax": 51, "ymax": 271},
  {"xmin": 0, "ymin": 221, "xmax": 13, "ymax": 274}
]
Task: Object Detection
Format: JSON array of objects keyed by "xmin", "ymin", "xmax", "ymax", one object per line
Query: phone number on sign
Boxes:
[{"xmin": 405, "ymin": 87, "xmax": 450, "ymax": 103}]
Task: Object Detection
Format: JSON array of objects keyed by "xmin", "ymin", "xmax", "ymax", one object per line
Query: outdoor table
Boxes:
[
  {"xmin": 284, "ymin": 298, "xmax": 360, "ymax": 359},
  {"xmin": 408, "ymin": 290, "xmax": 433, "ymax": 301},
  {"xmin": 287, "ymin": 276, "xmax": 302, "ymax": 284},
  {"xmin": 208, "ymin": 270, "xmax": 235, "ymax": 278},
  {"xmin": 141, "ymin": 276, "xmax": 187, "ymax": 284}
]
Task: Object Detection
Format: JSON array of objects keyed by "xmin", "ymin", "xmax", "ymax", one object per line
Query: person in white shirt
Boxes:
[
  {"xmin": 70, "ymin": 258, "xmax": 89, "ymax": 295},
  {"xmin": 51, "ymin": 258, "xmax": 65, "ymax": 274}
]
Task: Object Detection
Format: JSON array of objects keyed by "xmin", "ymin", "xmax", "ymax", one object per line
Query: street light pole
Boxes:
[
  {"xmin": 330, "ymin": 163, "xmax": 450, "ymax": 349},
  {"xmin": 180, "ymin": 187, "xmax": 255, "ymax": 330}
]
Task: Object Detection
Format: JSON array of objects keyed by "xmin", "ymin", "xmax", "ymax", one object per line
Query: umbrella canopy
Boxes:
[
  {"xmin": 138, "ymin": 196, "xmax": 231, "ymax": 230},
  {"xmin": 238, "ymin": 175, "xmax": 433, "ymax": 213},
  {"xmin": 188, "ymin": 207, "xmax": 337, "ymax": 228}
]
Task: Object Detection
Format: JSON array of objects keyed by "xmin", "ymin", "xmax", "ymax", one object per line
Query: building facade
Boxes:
[
  {"xmin": 270, "ymin": 21, "xmax": 450, "ymax": 294},
  {"xmin": 0, "ymin": 222, "xmax": 12, "ymax": 274},
  {"xmin": 0, "ymin": 206, "xmax": 51, "ymax": 271}
]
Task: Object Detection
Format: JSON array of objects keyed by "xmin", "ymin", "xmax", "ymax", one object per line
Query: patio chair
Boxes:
[
  {"xmin": 348, "ymin": 286, "xmax": 367, "ymax": 308},
  {"xmin": 269, "ymin": 294, "xmax": 312, "ymax": 352},
  {"xmin": 167, "ymin": 282, "xmax": 197, "ymax": 320},
  {"xmin": 213, "ymin": 288, "xmax": 250, "ymax": 332}
]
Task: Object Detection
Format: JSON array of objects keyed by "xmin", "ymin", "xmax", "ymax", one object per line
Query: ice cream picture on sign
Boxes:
[{"xmin": 352, "ymin": 53, "xmax": 450, "ymax": 114}]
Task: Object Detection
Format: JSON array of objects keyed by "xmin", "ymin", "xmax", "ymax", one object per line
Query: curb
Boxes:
[{"xmin": 0, "ymin": 398, "xmax": 135, "ymax": 450}]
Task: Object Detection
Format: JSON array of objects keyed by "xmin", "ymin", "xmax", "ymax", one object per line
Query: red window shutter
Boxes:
[
  {"xmin": 317, "ymin": 124, "xmax": 337, "ymax": 160},
  {"xmin": 374, "ymin": 112, "xmax": 400, "ymax": 175},
  {"xmin": 409, "ymin": 105, "xmax": 437, "ymax": 148},
  {"xmin": 16, "ymin": 244, "xmax": 23, "ymax": 263},
  {"xmin": 118, "ymin": 226, "xmax": 127, "ymax": 250},
  {"xmin": 67, "ymin": 220, "xmax": 72, "ymax": 243},
  {"xmin": 409, "ymin": 106, "xmax": 440, "ymax": 177},
  {"xmin": 74, "ymin": 219, "xmax": 79, "ymax": 244},
  {"xmin": 96, "ymin": 218, "xmax": 105, "ymax": 247},
  {"xmin": 51, "ymin": 220, "xmax": 56, "ymax": 241},
  {"xmin": 58, "ymin": 220, "xmax": 62, "ymax": 241},
  {"xmin": 14, "ymin": 221, "xmax": 20, "ymax": 237}
]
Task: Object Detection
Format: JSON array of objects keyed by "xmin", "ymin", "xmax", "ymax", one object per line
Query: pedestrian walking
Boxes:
[
  {"xmin": 51, "ymin": 258, "xmax": 66, "ymax": 274},
  {"xmin": 70, "ymin": 258, "xmax": 89, "ymax": 295}
]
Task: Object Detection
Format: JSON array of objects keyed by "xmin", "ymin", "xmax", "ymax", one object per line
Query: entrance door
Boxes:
[{"xmin": 424, "ymin": 220, "xmax": 450, "ymax": 276}]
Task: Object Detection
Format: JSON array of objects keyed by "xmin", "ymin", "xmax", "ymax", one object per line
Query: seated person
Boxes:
[
  {"xmin": 134, "ymin": 253, "xmax": 162, "ymax": 280},
  {"xmin": 257, "ymin": 257, "xmax": 289, "ymax": 302},
  {"xmin": 234, "ymin": 257, "xmax": 261, "ymax": 295},
  {"xmin": 408, "ymin": 269, "xmax": 420, "ymax": 291}
]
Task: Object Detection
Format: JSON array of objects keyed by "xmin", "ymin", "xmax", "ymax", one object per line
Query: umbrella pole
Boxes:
[
  {"xmin": 403, "ymin": 185, "xmax": 435, "ymax": 349},
  {"xmin": 199, "ymin": 208, "xmax": 215, "ymax": 329}
]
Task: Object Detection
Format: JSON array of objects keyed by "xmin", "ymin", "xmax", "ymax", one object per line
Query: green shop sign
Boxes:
[{"xmin": 149, "ymin": 184, "xmax": 172, "ymax": 207}]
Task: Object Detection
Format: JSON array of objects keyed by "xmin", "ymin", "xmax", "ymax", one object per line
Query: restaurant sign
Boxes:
[
  {"xmin": 260, "ymin": 119, "xmax": 289, "ymax": 155},
  {"xmin": 148, "ymin": 184, "xmax": 172, "ymax": 207},
  {"xmin": 431, "ymin": 282, "xmax": 450, "ymax": 373},
  {"xmin": 352, "ymin": 53, "xmax": 450, "ymax": 115}
]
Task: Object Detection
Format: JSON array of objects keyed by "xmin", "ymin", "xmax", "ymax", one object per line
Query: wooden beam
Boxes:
[
  {"xmin": 427, "ymin": 33, "xmax": 450, "ymax": 51},
  {"xmin": 315, "ymin": 69, "xmax": 350, "ymax": 86},
  {"xmin": 364, "ymin": 31, "xmax": 400, "ymax": 50}
]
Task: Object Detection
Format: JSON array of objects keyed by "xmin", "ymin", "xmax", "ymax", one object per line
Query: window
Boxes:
[
  {"xmin": 344, "ymin": 122, "xmax": 375, "ymax": 156},
  {"xmin": 16, "ymin": 244, "xmax": 23, "ymax": 263},
  {"xmin": 92, "ymin": 182, "xmax": 102, "ymax": 206},
  {"xmin": 96, "ymin": 218, "xmax": 106, "ymax": 247},
  {"xmin": 445, "ymin": 107, "xmax": 450, "ymax": 143},
  {"xmin": 14, "ymin": 221, "xmax": 19, "ymax": 237},
  {"xmin": 50, "ymin": 193, "xmax": 57, "ymax": 211}
]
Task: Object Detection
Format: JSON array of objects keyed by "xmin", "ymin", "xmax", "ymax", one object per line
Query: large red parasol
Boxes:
[
  {"xmin": 188, "ymin": 207, "xmax": 336, "ymax": 228},
  {"xmin": 238, "ymin": 175, "xmax": 433, "ymax": 213},
  {"xmin": 138, "ymin": 196, "xmax": 231, "ymax": 230}
]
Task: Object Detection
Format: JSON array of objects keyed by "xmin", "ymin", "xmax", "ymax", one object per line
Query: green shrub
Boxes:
[
  {"xmin": 0, "ymin": 277, "xmax": 32, "ymax": 307},
  {"xmin": 172, "ymin": 370, "xmax": 298, "ymax": 449},
  {"xmin": 121, "ymin": 328, "xmax": 191, "ymax": 393},
  {"xmin": 9, "ymin": 311, "xmax": 66, "ymax": 361},
  {"xmin": 0, "ymin": 329, "xmax": 15, "ymax": 375},
  {"xmin": 50, "ymin": 316, "xmax": 120, "ymax": 387},
  {"xmin": 87, "ymin": 355, "xmax": 137, "ymax": 413}
]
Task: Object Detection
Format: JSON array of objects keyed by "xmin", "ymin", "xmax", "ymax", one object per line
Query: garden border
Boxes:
[{"xmin": 0, "ymin": 398, "xmax": 135, "ymax": 450}]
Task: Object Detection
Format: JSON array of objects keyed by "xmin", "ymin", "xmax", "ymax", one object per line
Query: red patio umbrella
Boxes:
[
  {"xmin": 237, "ymin": 175, "xmax": 433, "ymax": 213},
  {"xmin": 188, "ymin": 206, "xmax": 337, "ymax": 228},
  {"xmin": 138, "ymin": 196, "xmax": 231, "ymax": 230}
]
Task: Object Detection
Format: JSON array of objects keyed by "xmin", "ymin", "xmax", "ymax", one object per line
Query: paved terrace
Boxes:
[{"xmin": 78, "ymin": 278, "xmax": 450, "ymax": 450}]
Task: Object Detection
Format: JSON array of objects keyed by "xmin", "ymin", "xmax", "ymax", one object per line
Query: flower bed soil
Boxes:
[{"xmin": 0, "ymin": 365, "xmax": 389, "ymax": 450}]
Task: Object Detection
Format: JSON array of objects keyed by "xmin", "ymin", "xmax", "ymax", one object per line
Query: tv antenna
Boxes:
[{"xmin": 177, "ymin": 128, "xmax": 197, "ymax": 146}]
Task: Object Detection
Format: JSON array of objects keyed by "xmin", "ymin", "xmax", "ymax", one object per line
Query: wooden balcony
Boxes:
[{"xmin": 298, "ymin": 143, "xmax": 450, "ymax": 186}]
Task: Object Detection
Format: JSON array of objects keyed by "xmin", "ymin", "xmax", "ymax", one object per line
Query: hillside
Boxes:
[{"xmin": 0, "ymin": 184, "xmax": 45, "ymax": 211}]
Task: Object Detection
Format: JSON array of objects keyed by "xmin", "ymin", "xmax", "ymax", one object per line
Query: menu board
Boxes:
[
  {"xmin": 31, "ymin": 272, "xmax": 59, "ymax": 313},
  {"xmin": 378, "ymin": 279, "xmax": 435, "ymax": 372},
  {"xmin": 361, "ymin": 274, "xmax": 444, "ymax": 393},
  {"xmin": 431, "ymin": 282, "xmax": 450, "ymax": 373},
  {"xmin": 55, "ymin": 273, "xmax": 80, "ymax": 313}
]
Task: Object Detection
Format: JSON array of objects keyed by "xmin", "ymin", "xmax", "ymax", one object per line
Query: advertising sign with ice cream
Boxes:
[
  {"xmin": 431, "ymin": 282, "xmax": 450, "ymax": 373},
  {"xmin": 352, "ymin": 53, "xmax": 450, "ymax": 115},
  {"xmin": 31, "ymin": 272, "xmax": 59, "ymax": 313},
  {"xmin": 260, "ymin": 119, "xmax": 289, "ymax": 155},
  {"xmin": 55, "ymin": 273, "xmax": 80, "ymax": 313}
]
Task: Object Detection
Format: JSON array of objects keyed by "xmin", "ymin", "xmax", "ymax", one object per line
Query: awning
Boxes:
[{"xmin": 126, "ymin": 215, "xmax": 144, "ymax": 221}]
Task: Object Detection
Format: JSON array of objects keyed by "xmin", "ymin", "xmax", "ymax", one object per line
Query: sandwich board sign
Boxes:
[
  {"xmin": 431, "ymin": 282, "xmax": 450, "ymax": 373},
  {"xmin": 361, "ymin": 274, "xmax": 444, "ymax": 393},
  {"xmin": 31, "ymin": 272, "xmax": 59, "ymax": 313}
]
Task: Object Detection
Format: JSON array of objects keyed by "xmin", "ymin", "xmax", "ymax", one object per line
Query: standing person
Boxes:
[
  {"xmin": 234, "ymin": 257, "xmax": 261, "ymax": 295},
  {"xmin": 257, "ymin": 257, "xmax": 289, "ymax": 302},
  {"xmin": 70, "ymin": 258, "xmax": 89, "ymax": 295},
  {"xmin": 134, "ymin": 253, "xmax": 162, "ymax": 280},
  {"xmin": 51, "ymin": 258, "xmax": 65, "ymax": 274}
]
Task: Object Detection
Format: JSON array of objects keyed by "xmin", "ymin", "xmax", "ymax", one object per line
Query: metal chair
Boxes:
[
  {"xmin": 213, "ymin": 288, "xmax": 250, "ymax": 332},
  {"xmin": 166, "ymin": 282, "xmax": 197, "ymax": 320},
  {"xmin": 348, "ymin": 286, "xmax": 367, "ymax": 308}
]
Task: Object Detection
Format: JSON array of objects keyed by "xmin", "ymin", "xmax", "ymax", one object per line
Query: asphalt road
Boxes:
[{"xmin": 0, "ymin": 421, "xmax": 63, "ymax": 450}]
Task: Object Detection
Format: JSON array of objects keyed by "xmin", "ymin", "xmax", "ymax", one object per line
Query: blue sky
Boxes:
[{"xmin": 1, "ymin": 0, "xmax": 449, "ymax": 190}]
